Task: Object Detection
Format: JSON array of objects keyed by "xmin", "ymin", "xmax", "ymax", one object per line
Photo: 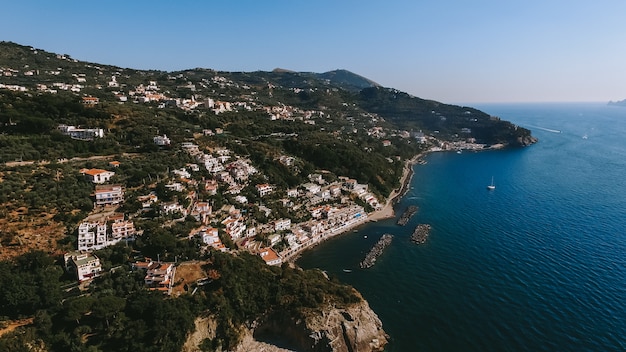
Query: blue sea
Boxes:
[{"xmin": 297, "ymin": 102, "xmax": 626, "ymax": 351}]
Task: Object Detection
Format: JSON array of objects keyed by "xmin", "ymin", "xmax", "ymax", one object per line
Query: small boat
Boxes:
[
  {"xmin": 343, "ymin": 269, "xmax": 352, "ymax": 273},
  {"xmin": 456, "ymin": 150, "xmax": 462, "ymax": 154},
  {"xmin": 487, "ymin": 176, "xmax": 496, "ymax": 190},
  {"xmin": 364, "ymin": 235, "xmax": 368, "ymax": 239}
]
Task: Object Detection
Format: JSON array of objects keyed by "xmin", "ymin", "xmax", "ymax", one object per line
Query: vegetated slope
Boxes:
[
  {"xmin": 357, "ymin": 86, "xmax": 533, "ymax": 145},
  {"xmin": 0, "ymin": 249, "xmax": 378, "ymax": 352},
  {"xmin": 0, "ymin": 40, "xmax": 530, "ymax": 147}
]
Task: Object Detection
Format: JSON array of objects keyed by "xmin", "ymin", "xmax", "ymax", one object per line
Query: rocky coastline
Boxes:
[{"xmin": 397, "ymin": 205, "xmax": 418, "ymax": 226}]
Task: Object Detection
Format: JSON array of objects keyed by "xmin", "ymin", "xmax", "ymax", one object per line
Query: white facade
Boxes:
[
  {"xmin": 153, "ymin": 134, "xmax": 171, "ymax": 146},
  {"xmin": 64, "ymin": 251, "xmax": 102, "ymax": 282},
  {"xmin": 95, "ymin": 185, "xmax": 124, "ymax": 205},
  {"xmin": 59, "ymin": 125, "xmax": 104, "ymax": 140},
  {"xmin": 81, "ymin": 168, "xmax": 115, "ymax": 184},
  {"xmin": 111, "ymin": 219, "xmax": 136, "ymax": 241},
  {"xmin": 78, "ymin": 222, "xmax": 108, "ymax": 251},
  {"xmin": 256, "ymin": 183, "xmax": 273, "ymax": 197},
  {"xmin": 274, "ymin": 218, "xmax": 291, "ymax": 231}
]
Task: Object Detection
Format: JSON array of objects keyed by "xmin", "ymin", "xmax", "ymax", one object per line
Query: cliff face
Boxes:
[
  {"xmin": 303, "ymin": 300, "xmax": 388, "ymax": 352},
  {"xmin": 253, "ymin": 296, "xmax": 388, "ymax": 352},
  {"xmin": 182, "ymin": 295, "xmax": 388, "ymax": 352}
]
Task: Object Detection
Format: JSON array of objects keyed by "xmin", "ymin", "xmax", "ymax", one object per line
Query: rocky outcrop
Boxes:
[
  {"xmin": 305, "ymin": 299, "xmax": 387, "ymax": 352},
  {"xmin": 182, "ymin": 294, "xmax": 388, "ymax": 352},
  {"xmin": 254, "ymin": 295, "xmax": 388, "ymax": 352},
  {"xmin": 515, "ymin": 134, "xmax": 538, "ymax": 146},
  {"xmin": 182, "ymin": 315, "xmax": 218, "ymax": 352}
]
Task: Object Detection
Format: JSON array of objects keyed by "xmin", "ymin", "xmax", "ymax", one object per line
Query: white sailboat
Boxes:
[{"xmin": 487, "ymin": 176, "xmax": 496, "ymax": 190}]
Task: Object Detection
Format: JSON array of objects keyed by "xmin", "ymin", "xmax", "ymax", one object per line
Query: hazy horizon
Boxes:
[{"xmin": 2, "ymin": 0, "xmax": 626, "ymax": 104}]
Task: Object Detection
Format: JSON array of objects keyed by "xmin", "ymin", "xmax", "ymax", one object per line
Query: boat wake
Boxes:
[{"xmin": 524, "ymin": 124, "xmax": 561, "ymax": 134}]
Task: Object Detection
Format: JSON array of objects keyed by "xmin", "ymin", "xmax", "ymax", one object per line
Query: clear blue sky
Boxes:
[{"xmin": 2, "ymin": 0, "xmax": 626, "ymax": 103}]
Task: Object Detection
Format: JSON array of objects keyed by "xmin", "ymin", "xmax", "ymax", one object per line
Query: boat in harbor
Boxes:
[
  {"xmin": 487, "ymin": 176, "xmax": 496, "ymax": 190},
  {"xmin": 343, "ymin": 269, "xmax": 352, "ymax": 273}
]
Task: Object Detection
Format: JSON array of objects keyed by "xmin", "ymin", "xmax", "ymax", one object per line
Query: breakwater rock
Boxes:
[
  {"xmin": 397, "ymin": 205, "xmax": 418, "ymax": 226},
  {"xmin": 360, "ymin": 234, "xmax": 393, "ymax": 269},
  {"xmin": 410, "ymin": 224, "xmax": 431, "ymax": 244}
]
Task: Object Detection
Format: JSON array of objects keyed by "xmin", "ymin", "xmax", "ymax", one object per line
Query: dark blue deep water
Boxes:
[{"xmin": 297, "ymin": 103, "xmax": 626, "ymax": 351}]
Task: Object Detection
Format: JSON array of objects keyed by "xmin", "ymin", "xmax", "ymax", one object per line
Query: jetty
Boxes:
[
  {"xmin": 410, "ymin": 224, "xmax": 431, "ymax": 244},
  {"xmin": 360, "ymin": 234, "xmax": 393, "ymax": 269},
  {"xmin": 396, "ymin": 205, "xmax": 418, "ymax": 226}
]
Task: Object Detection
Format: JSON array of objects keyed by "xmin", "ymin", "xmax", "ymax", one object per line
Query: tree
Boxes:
[{"xmin": 91, "ymin": 295, "xmax": 125, "ymax": 329}]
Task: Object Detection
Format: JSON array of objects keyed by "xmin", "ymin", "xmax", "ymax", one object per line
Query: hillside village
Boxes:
[
  {"xmin": 0, "ymin": 42, "xmax": 529, "ymax": 290},
  {"xmin": 0, "ymin": 42, "xmax": 537, "ymax": 351},
  {"xmin": 0, "ymin": 42, "xmax": 431, "ymax": 288},
  {"xmin": 66, "ymin": 137, "xmax": 380, "ymax": 292}
]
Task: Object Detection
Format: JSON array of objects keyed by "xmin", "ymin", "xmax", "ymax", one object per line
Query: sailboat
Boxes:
[{"xmin": 487, "ymin": 177, "xmax": 496, "ymax": 190}]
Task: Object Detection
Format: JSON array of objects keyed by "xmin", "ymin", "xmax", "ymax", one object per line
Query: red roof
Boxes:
[{"xmin": 81, "ymin": 168, "xmax": 110, "ymax": 176}]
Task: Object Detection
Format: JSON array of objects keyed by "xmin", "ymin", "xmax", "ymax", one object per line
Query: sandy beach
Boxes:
[{"xmin": 366, "ymin": 152, "xmax": 425, "ymax": 222}]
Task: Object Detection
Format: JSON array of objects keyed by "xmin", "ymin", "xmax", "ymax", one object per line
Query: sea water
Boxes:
[{"xmin": 297, "ymin": 102, "xmax": 626, "ymax": 351}]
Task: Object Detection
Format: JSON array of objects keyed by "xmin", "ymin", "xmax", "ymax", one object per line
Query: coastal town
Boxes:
[
  {"xmin": 59, "ymin": 132, "xmax": 435, "ymax": 292},
  {"xmin": 0, "ymin": 40, "xmax": 539, "ymax": 352},
  {"xmin": 0, "ymin": 42, "xmax": 508, "ymax": 292}
]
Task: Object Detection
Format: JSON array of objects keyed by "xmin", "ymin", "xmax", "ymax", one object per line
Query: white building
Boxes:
[
  {"xmin": 59, "ymin": 125, "xmax": 104, "ymax": 140},
  {"xmin": 80, "ymin": 168, "xmax": 115, "ymax": 184},
  {"xmin": 153, "ymin": 134, "xmax": 171, "ymax": 146},
  {"xmin": 259, "ymin": 248, "xmax": 282, "ymax": 266},
  {"xmin": 64, "ymin": 251, "xmax": 102, "ymax": 282},
  {"xmin": 160, "ymin": 201, "xmax": 186, "ymax": 216},
  {"xmin": 111, "ymin": 218, "xmax": 136, "ymax": 242},
  {"xmin": 95, "ymin": 184, "xmax": 124, "ymax": 206},
  {"xmin": 198, "ymin": 227, "xmax": 227, "ymax": 252},
  {"xmin": 256, "ymin": 183, "xmax": 273, "ymax": 197},
  {"xmin": 77, "ymin": 221, "xmax": 108, "ymax": 251},
  {"xmin": 274, "ymin": 218, "xmax": 291, "ymax": 231}
]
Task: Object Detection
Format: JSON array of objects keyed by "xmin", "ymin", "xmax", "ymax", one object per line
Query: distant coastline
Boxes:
[{"xmin": 607, "ymin": 99, "xmax": 626, "ymax": 107}]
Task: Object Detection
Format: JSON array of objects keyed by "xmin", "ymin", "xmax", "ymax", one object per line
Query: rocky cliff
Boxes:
[
  {"xmin": 304, "ymin": 299, "xmax": 388, "ymax": 352},
  {"xmin": 515, "ymin": 134, "xmax": 539, "ymax": 146},
  {"xmin": 183, "ymin": 292, "xmax": 388, "ymax": 352}
]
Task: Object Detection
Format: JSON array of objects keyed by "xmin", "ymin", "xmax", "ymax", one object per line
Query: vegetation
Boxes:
[{"xmin": 0, "ymin": 250, "xmax": 360, "ymax": 351}]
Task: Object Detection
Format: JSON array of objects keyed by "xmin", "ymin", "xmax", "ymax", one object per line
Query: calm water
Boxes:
[{"xmin": 297, "ymin": 102, "xmax": 626, "ymax": 351}]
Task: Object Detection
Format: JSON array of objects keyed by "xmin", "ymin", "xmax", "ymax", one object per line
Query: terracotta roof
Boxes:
[
  {"xmin": 158, "ymin": 263, "xmax": 172, "ymax": 271},
  {"xmin": 260, "ymin": 248, "xmax": 280, "ymax": 263},
  {"xmin": 81, "ymin": 168, "xmax": 110, "ymax": 176}
]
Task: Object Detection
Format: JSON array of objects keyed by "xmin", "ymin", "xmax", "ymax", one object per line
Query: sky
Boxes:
[{"xmin": 2, "ymin": 0, "xmax": 626, "ymax": 103}]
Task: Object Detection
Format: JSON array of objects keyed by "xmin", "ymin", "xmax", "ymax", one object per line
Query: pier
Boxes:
[
  {"xmin": 410, "ymin": 224, "xmax": 431, "ymax": 244},
  {"xmin": 360, "ymin": 234, "xmax": 393, "ymax": 269},
  {"xmin": 397, "ymin": 205, "xmax": 418, "ymax": 226}
]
